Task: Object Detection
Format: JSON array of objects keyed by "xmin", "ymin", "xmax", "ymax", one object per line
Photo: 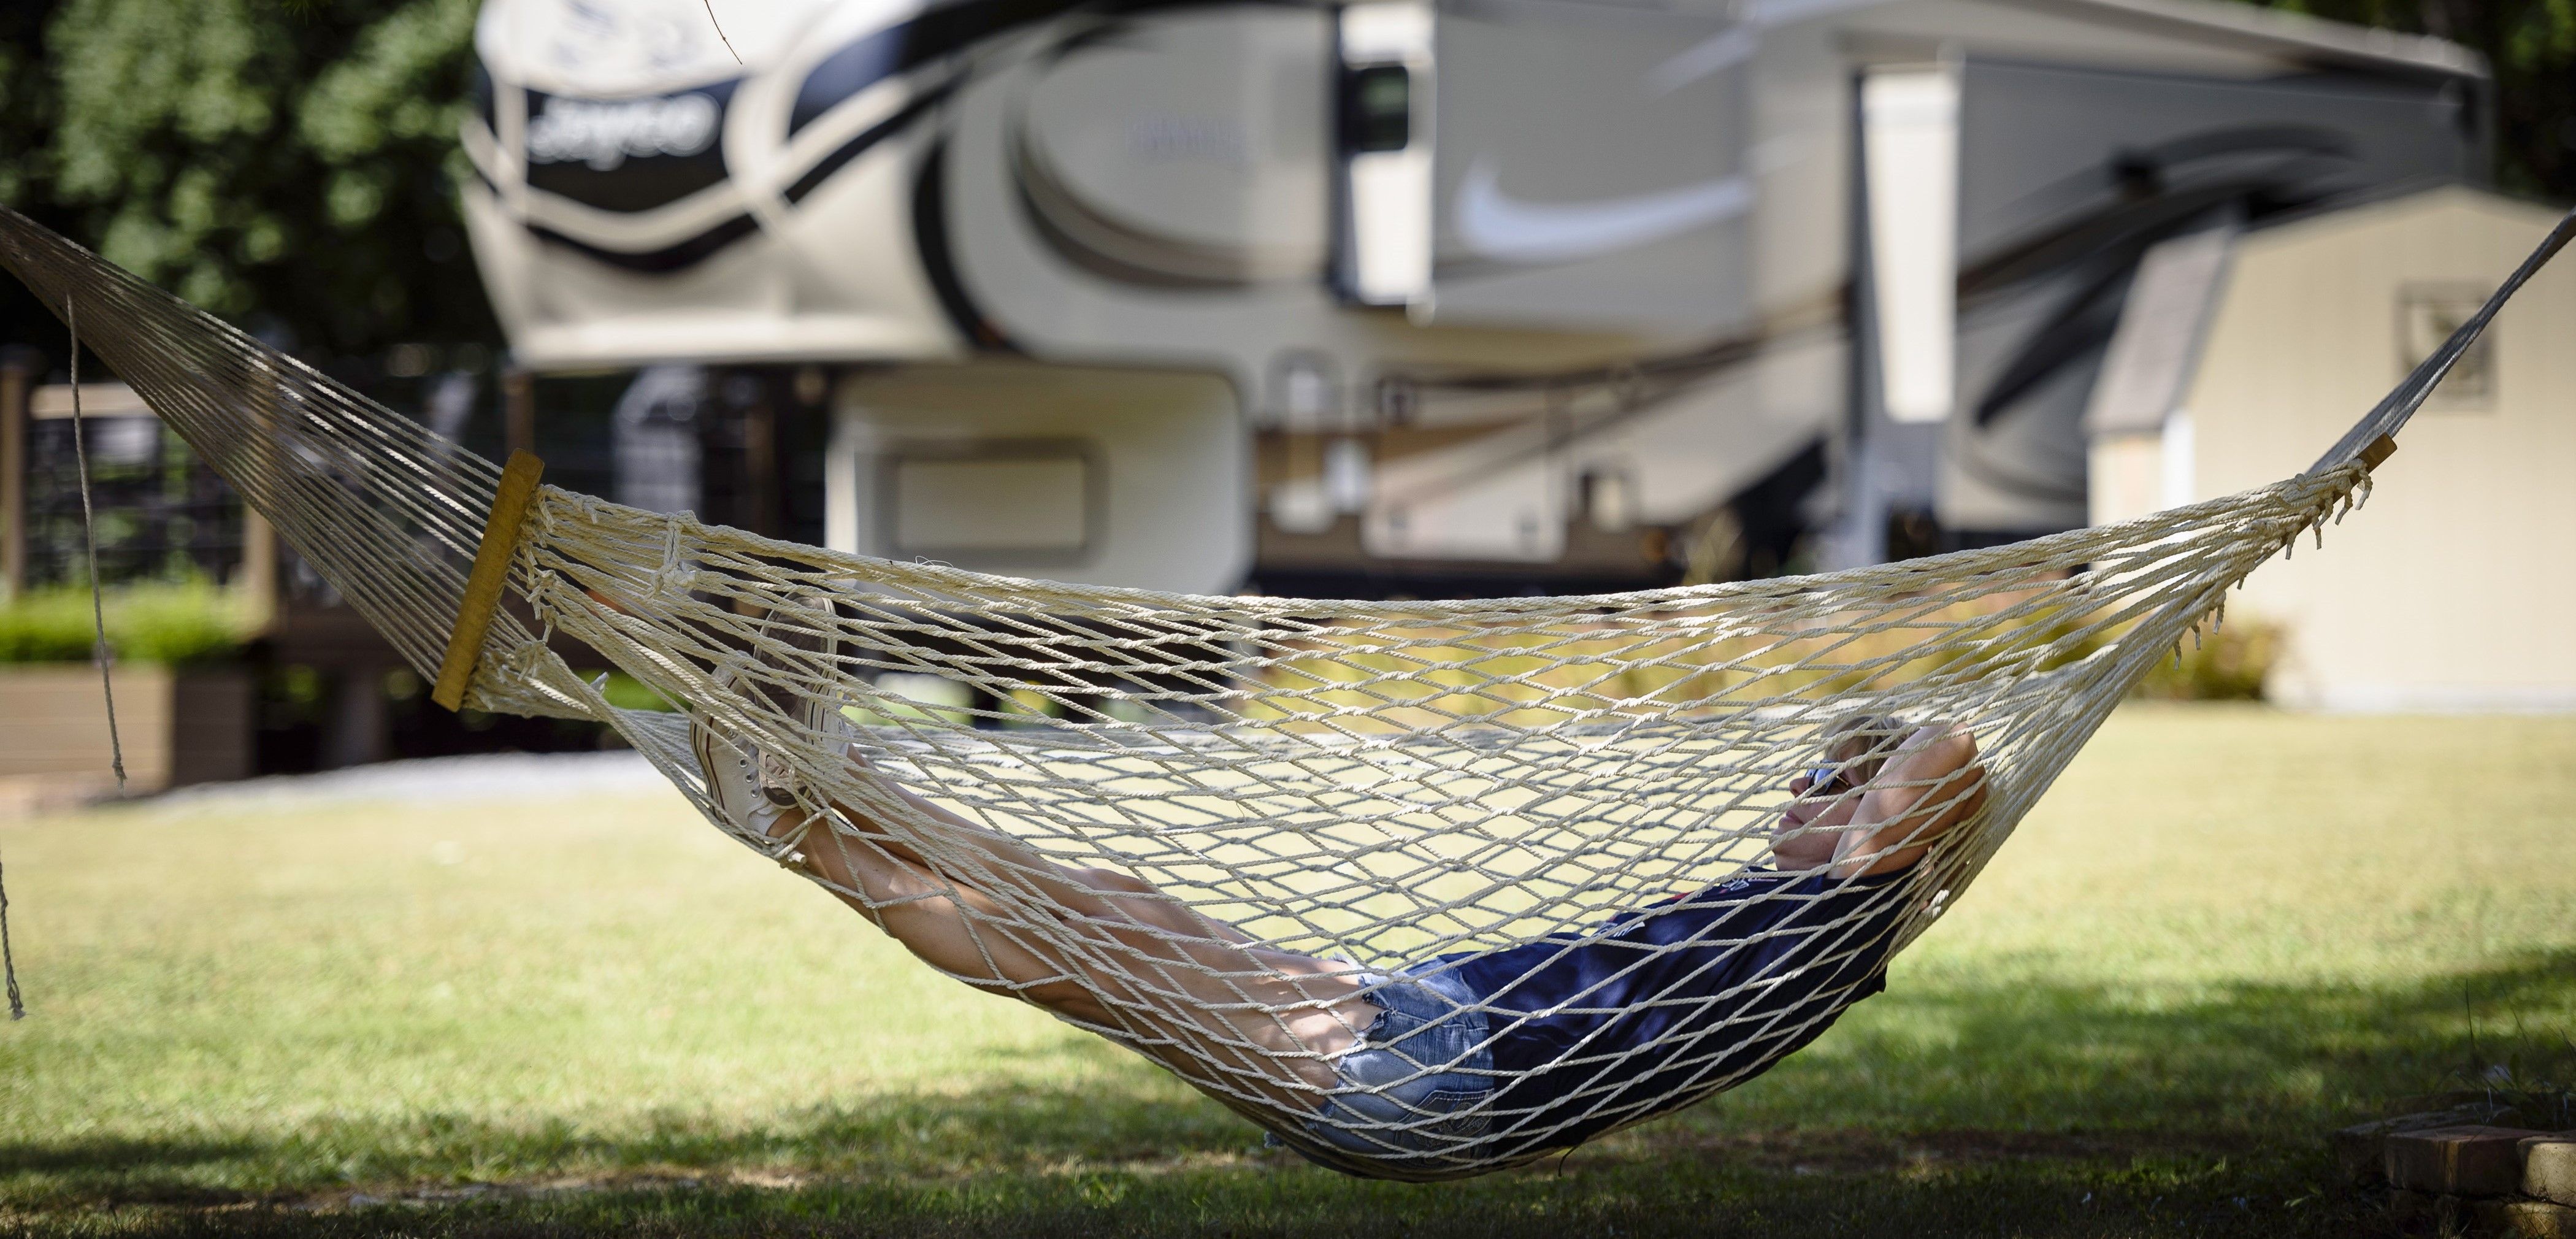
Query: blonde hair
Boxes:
[{"xmin": 1820, "ymin": 713, "xmax": 1911, "ymax": 786}]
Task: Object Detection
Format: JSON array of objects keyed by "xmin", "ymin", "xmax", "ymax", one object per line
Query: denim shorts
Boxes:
[{"xmin": 1302, "ymin": 968, "xmax": 1496, "ymax": 1160}]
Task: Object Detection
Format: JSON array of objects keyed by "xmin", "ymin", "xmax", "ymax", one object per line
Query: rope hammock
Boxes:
[{"xmin": 3, "ymin": 204, "xmax": 2566, "ymax": 1181}]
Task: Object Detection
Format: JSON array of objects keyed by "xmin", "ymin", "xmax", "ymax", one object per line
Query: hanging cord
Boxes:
[
  {"xmin": 68, "ymin": 295, "xmax": 127, "ymax": 792},
  {"xmin": 701, "ymin": 0, "xmax": 740, "ymax": 61},
  {"xmin": 0, "ymin": 848, "xmax": 19, "ymax": 1019},
  {"xmin": 0, "ymin": 293, "xmax": 140, "ymax": 1021}
]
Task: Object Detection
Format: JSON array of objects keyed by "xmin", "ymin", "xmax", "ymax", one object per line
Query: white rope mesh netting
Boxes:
[{"xmin": 4, "ymin": 204, "xmax": 2566, "ymax": 1181}]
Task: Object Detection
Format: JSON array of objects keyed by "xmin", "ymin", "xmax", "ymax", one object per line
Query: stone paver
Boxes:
[
  {"xmin": 2388, "ymin": 1127, "xmax": 2546, "ymax": 1197},
  {"xmin": 2525, "ymin": 1134, "xmax": 2576, "ymax": 1209}
]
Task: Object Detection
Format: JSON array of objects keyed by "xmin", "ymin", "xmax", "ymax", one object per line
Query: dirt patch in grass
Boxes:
[{"xmin": 1612, "ymin": 1126, "xmax": 2268, "ymax": 1173}]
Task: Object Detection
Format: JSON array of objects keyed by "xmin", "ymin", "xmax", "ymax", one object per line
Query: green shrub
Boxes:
[
  {"xmin": 0, "ymin": 590, "xmax": 100, "ymax": 662},
  {"xmin": 2129, "ymin": 616, "xmax": 2278, "ymax": 701},
  {"xmin": 595, "ymin": 670, "xmax": 679, "ymax": 712},
  {"xmin": 0, "ymin": 581, "xmax": 254, "ymax": 666}
]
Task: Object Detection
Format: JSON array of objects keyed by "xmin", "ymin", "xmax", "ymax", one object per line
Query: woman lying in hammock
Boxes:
[{"xmin": 694, "ymin": 688, "xmax": 1985, "ymax": 1170}]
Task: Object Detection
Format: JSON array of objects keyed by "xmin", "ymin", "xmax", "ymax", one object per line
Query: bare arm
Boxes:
[
  {"xmin": 1770, "ymin": 724, "xmax": 1987, "ymax": 877},
  {"xmin": 1833, "ymin": 724, "xmax": 1985, "ymax": 878}
]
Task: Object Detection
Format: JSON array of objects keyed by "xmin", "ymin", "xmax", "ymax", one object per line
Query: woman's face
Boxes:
[{"xmin": 1782, "ymin": 765, "xmax": 1866, "ymax": 834}]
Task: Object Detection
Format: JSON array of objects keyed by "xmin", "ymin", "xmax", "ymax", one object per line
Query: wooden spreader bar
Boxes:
[{"xmin": 432, "ymin": 450, "xmax": 545, "ymax": 712}]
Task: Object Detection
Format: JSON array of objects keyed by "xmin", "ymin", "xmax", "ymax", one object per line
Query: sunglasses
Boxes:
[{"xmin": 1801, "ymin": 764, "xmax": 1855, "ymax": 798}]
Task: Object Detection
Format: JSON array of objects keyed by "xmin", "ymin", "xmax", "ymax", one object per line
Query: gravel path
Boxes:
[{"xmin": 150, "ymin": 750, "xmax": 680, "ymax": 808}]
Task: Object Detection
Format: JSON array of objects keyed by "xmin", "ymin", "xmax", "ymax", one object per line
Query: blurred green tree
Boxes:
[
  {"xmin": 0, "ymin": 0, "xmax": 493, "ymax": 369},
  {"xmin": 0, "ymin": 0, "xmax": 81, "ymax": 366},
  {"xmin": 2241, "ymin": 0, "xmax": 2576, "ymax": 198}
]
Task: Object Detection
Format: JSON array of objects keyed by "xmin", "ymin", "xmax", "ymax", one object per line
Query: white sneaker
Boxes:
[
  {"xmin": 691, "ymin": 677, "xmax": 797, "ymax": 844},
  {"xmin": 691, "ymin": 593, "xmax": 853, "ymax": 844}
]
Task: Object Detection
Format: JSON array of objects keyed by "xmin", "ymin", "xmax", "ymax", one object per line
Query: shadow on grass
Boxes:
[
  {"xmin": 5, "ymin": 949, "xmax": 2568, "ymax": 1237},
  {"xmin": 0, "ymin": 1148, "xmax": 2403, "ymax": 1239},
  {"xmin": 1703, "ymin": 945, "xmax": 2576, "ymax": 1138}
]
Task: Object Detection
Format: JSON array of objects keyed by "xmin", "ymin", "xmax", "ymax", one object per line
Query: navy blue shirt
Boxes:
[{"xmin": 1437, "ymin": 868, "xmax": 1913, "ymax": 1157}]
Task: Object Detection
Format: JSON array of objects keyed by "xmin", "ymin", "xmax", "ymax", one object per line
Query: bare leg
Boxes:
[
  {"xmin": 700, "ymin": 599, "xmax": 1379, "ymax": 1111},
  {"xmin": 770, "ymin": 767, "xmax": 1378, "ymax": 1112}
]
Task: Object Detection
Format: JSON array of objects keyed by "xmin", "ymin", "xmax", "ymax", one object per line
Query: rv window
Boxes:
[
  {"xmin": 1344, "ymin": 66, "xmax": 1411, "ymax": 153},
  {"xmin": 888, "ymin": 452, "xmax": 1094, "ymax": 557},
  {"xmin": 2397, "ymin": 285, "xmax": 2496, "ymax": 410}
]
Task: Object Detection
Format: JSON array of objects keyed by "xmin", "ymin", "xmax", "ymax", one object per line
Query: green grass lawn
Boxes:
[{"xmin": 2, "ymin": 704, "xmax": 2571, "ymax": 1237}]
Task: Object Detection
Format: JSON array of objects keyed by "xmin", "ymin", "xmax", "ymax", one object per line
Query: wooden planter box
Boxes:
[{"xmin": 0, "ymin": 664, "xmax": 252, "ymax": 795}]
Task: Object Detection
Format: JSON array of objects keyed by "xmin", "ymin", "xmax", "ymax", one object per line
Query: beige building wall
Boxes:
[
  {"xmin": 2180, "ymin": 186, "xmax": 2576, "ymax": 710},
  {"xmin": 2088, "ymin": 434, "xmax": 2163, "ymax": 528}
]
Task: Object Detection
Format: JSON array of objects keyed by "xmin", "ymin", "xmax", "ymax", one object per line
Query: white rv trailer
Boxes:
[{"xmin": 462, "ymin": 0, "xmax": 2481, "ymax": 596}]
